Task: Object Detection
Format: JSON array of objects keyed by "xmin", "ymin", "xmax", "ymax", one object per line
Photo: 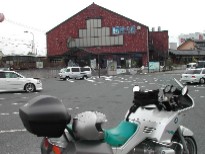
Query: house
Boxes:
[{"xmin": 169, "ymin": 39, "xmax": 205, "ymax": 64}]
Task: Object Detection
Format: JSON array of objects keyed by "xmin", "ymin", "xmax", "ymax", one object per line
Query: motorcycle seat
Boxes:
[{"xmin": 104, "ymin": 121, "xmax": 138, "ymax": 147}]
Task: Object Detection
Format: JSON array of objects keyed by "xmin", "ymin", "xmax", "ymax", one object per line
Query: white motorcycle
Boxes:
[{"xmin": 19, "ymin": 78, "xmax": 197, "ymax": 154}]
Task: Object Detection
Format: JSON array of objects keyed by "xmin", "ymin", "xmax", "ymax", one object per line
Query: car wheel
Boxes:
[
  {"xmin": 24, "ymin": 83, "xmax": 36, "ymax": 92},
  {"xmin": 82, "ymin": 75, "xmax": 87, "ymax": 79},
  {"xmin": 199, "ymin": 78, "xmax": 205, "ymax": 84},
  {"xmin": 66, "ymin": 76, "xmax": 70, "ymax": 80}
]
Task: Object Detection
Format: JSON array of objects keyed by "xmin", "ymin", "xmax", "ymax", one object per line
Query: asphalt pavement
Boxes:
[
  {"xmin": 17, "ymin": 68, "xmax": 185, "ymax": 79},
  {"xmin": 0, "ymin": 72, "xmax": 204, "ymax": 153}
]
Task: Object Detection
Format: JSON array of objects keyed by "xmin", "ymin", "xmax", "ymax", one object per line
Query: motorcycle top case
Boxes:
[{"xmin": 19, "ymin": 95, "xmax": 71, "ymax": 137}]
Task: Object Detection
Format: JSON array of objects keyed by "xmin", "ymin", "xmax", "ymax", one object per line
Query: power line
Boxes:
[{"xmin": 5, "ymin": 18, "xmax": 47, "ymax": 33}]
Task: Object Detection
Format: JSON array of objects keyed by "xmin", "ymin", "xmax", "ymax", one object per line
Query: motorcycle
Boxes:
[{"xmin": 19, "ymin": 78, "xmax": 197, "ymax": 154}]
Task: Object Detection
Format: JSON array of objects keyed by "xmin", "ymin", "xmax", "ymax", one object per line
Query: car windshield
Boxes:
[
  {"xmin": 184, "ymin": 69, "xmax": 201, "ymax": 74},
  {"xmin": 60, "ymin": 68, "xmax": 66, "ymax": 73}
]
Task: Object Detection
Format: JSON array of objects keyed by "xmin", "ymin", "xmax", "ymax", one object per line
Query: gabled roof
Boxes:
[
  {"xmin": 177, "ymin": 39, "xmax": 195, "ymax": 50},
  {"xmin": 169, "ymin": 50, "xmax": 205, "ymax": 56},
  {"xmin": 46, "ymin": 3, "xmax": 148, "ymax": 34}
]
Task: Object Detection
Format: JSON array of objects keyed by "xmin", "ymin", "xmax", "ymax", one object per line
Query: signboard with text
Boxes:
[
  {"xmin": 149, "ymin": 62, "xmax": 159, "ymax": 71},
  {"xmin": 112, "ymin": 25, "xmax": 136, "ymax": 35}
]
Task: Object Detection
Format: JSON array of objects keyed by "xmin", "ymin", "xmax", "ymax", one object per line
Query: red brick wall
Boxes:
[
  {"xmin": 149, "ymin": 31, "xmax": 169, "ymax": 53},
  {"xmin": 46, "ymin": 3, "xmax": 149, "ymax": 57}
]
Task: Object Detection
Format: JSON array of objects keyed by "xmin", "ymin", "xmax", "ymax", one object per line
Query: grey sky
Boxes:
[{"xmin": 0, "ymin": 0, "xmax": 204, "ymax": 55}]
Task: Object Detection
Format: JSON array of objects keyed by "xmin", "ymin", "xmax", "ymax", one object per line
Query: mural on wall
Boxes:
[{"xmin": 68, "ymin": 18, "xmax": 124, "ymax": 48}]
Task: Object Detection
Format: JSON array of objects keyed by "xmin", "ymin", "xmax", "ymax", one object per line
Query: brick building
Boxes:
[{"xmin": 46, "ymin": 3, "xmax": 168, "ymax": 68}]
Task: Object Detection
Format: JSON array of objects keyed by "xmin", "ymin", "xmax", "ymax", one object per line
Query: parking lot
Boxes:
[{"xmin": 0, "ymin": 72, "xmax": 204, "ymax": 153}]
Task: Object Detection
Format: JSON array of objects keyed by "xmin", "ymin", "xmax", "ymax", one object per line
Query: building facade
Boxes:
[
  {"xmin": 46, "ymin": 3, "xmax": 168, "ymax": 68},
  {"xmin": 169, "ymin": 40, "xmax": 205, "ymax": 64}
]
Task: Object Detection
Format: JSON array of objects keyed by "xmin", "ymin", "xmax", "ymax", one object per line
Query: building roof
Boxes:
[
  {"xmin": 46, "ymin": 3, "xmax": 148, "ymax": 34},
  {"xmin": 169, "ymin": 50, "xmax": 205, "ymax": 56},
  {"xmin": 177, "ymin": 39, "xmax": 195, "ymax": 50}
]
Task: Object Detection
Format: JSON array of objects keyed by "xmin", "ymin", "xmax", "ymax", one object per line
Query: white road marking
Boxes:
[
  {"xmin": 13, "ymin": 112, "xmax": 19, "ymax": 115},
  {"xmin": 196, "ymin": 86, "xmax": 205, "ymax": 89},
  {"xmin": 86, "ymin": 79, "xmax": 95, "ymax": 82},
  {"xmin": 0, "ymin": 113, "xmax": 9, "ymax": 115},
  {"xmin": 12, "ymin": 103, "xmax": 22, "ymax": 105},
  {"xmin": 0, "ymin": 98, "xmax": 5, "ymax": 100},
  {"xmin": 67, "ymin": 80, "xmax": 75, "ymax": 82},
  {"xmin": 97, "ymin": 82, "xmax": 104, "ymax": 84},
  {"xmin": 105, "ymin": 78, "xmax": 112, "ymax": 81},
  {"xmin": 67, "ymin": 108, "xmax": 73, "ymax": 111},
  {"xmin": 0, "ymin": 129, "xmax": 26, "ymax": 134},
  {"xmin": 14, "ymin": 93, "xmax": 22, "ymax": 95}
]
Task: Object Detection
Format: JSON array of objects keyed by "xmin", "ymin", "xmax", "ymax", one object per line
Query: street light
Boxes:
[{"xmin": 24, "ymin": 31, "xmax": 35, "ymax": 55}]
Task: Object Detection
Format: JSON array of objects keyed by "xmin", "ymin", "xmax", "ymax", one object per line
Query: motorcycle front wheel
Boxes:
[{"xmin": 183, "ymin": 136, "xmax": 197, "ymax": 154}]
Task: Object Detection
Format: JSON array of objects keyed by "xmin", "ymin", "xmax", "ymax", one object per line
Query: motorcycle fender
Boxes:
[{"xmin": 179, "ymin": 126, "xmax": 194, "ymax": 136}]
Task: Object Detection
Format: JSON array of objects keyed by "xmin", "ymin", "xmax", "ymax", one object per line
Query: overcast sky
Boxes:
[{"xmin": 0, "ymin": 0, "xmax": 204, "ymax": 55}]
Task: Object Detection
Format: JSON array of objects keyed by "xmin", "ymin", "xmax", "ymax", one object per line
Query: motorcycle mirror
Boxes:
[
  {"xmin": 133, "ymin": 85, "xmax": 140, "ymax": 92},
  {"xmin": 182, "ymin": 85, "xmax": 188, "ymax": 95}
]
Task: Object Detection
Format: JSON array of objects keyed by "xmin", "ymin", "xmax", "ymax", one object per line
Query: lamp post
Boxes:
[{"xmin": 24, "ymin": 31, "xmax": 35, "ymax": 55}]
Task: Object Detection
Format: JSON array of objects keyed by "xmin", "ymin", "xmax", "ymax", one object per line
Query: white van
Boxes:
[
  {"xmin": 186, "ymin": 63, "xmax": 197, "ymax": 70},
  {"xmin": 58, "ymin": 66, "xmax": 92, "ymax": 80}
]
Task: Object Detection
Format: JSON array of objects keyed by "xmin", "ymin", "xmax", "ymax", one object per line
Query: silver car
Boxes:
[
  {"xmin": 58, "ymin": 66, "xmax": 92, "ymax": 80},
  {"xmin": 180, "ymin": 68, "xmax": 205, "ymax": 84},
  {"xmin": 0, "ymin": 70, "xmax": 43, "ymax": 92}
]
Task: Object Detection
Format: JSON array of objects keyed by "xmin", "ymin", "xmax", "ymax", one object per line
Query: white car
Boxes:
[
  {"xmin": 0, "ymin": 70, "xmax": 43, "ymax": 92},
  {"xmin": 186, "ymin": 63, "xmax": 197, "ymax": 70},
  {"xmin": 59, "ymin": 66, "xmax": 92, "ymax": 80},
  {"xmin": 180, "ymin": 68, "xmax": 205, "ymax": 84}
]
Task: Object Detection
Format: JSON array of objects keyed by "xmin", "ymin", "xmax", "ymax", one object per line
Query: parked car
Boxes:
[
  {"xmin": 196, "ymin": 60, "xmax": 205, "ymax": 68},
  {"xmin": 0, "ymin": 67, "xmax": 10, "ymax": 71},
  {"xmin": 0, "ymin": 70, "xmax": 43, "ymax": 92},
  {"xmin": 58, "ymin": 66, "xmax": 92, "ymax": 80},
  {"xmin": 186, "ymin": 63, "xmax": 197, "ymax": 70},
  {"xmin": 180, "ymin": 68, "xmax": 205, "ymax": 84}
]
